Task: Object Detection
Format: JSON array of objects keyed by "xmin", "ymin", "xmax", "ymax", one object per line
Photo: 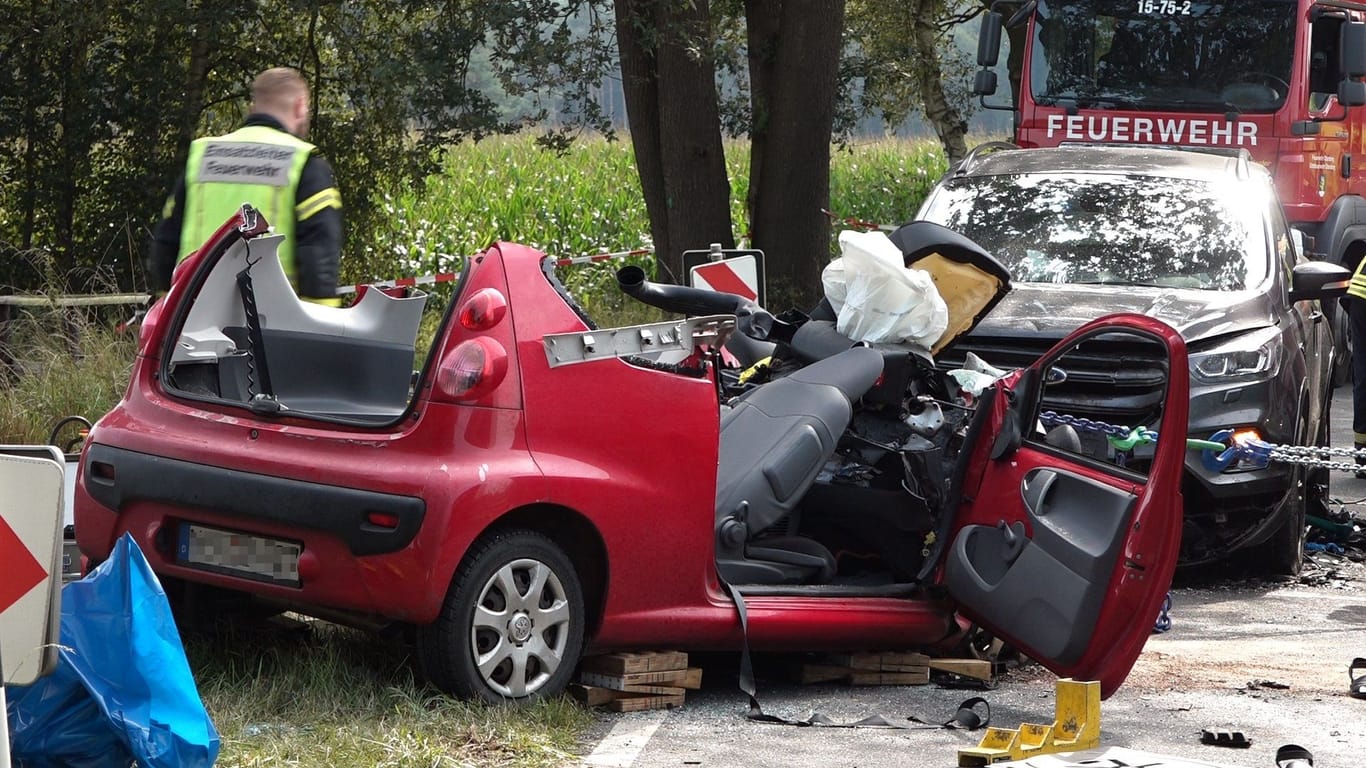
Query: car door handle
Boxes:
[{"xmin": 1022, "ymin": 469, "xmax": 1058, "ymax": 515}]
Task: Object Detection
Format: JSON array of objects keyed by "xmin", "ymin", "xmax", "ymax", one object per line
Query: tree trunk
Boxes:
[
  {"xmin": 614, "ymin": 0, "xmax": 669, "ymax": 273},
  {"xmin": 18, "ymin": 0, "xmax": 45, "ymax": 252},
  {"xmin": 912, "ymin": 0, "xmax": 968, "ymax": 165},
  {"xmin": 744, "ymin": 6, "xmax": 780, "ymax": 233},
  {"xmin": 179, "ymin": 2, "xmax": 216, "ymax": 166},
  {"xmin": 54, "ymin": 13, "xmax": 93, "ymax": 286},
  {"xmin": 745, "ymin": 0, "xmax": 845, "ymax": 310},
  {"xmin": 614, "ymin": 0, "xmax": 733, "ymax": 282}
]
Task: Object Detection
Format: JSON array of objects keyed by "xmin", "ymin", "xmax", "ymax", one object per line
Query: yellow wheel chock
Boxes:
[{"xmin": 957, "ymin": 679, "xmax": 1101, "ymax": 766}]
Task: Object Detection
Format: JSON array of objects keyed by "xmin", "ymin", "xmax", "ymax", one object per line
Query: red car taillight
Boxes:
[
  {"xmin": 459, "ymin": 288, "xmax": 508, "ymax": 330},
  {"xmin": 437, "ymin": 337, "xmax": 508, "ymax": 399}
]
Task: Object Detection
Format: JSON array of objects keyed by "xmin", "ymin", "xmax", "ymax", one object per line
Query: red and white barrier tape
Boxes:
[
  {"xmin": 552, "ymin": 247, "xmax": 653, "ymax": 267},
  {"xmin": 336, "ymin": 247, "xmax": 653, "ymax": 296},
  {"xmin": 821, "ymin": 209, "xmax": 899, "ymax": 233}
]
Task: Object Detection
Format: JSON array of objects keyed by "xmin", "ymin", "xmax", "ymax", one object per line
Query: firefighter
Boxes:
[
  {"xmin": 149, "ymin": 67, "xmax": 343, "ymax": 305},
  {"xmin": 1348, "ymin": 262, "xmax": 1366, "ymax": 474}
]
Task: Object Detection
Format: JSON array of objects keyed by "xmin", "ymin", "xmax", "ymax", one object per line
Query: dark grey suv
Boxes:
[{"xmin": 916, "ymin": 144, "xmax": 1350, "ymax": 574}]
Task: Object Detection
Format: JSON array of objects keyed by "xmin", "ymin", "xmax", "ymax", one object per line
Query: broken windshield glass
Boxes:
[
  {"xmin": 1031, "ymin": 0, "xmax": 1296, "ymax": 112},
  {"xmin": 918, "ymin": 172, "xmax": 1270, "ymax": 291}
]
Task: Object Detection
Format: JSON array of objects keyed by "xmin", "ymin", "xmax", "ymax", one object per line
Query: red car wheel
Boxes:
[{"xmin": 419, "ymin": 529, "xmax": 585, "ymax": 703}]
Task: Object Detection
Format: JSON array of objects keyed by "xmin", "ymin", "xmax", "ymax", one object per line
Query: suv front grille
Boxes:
[{"xmin": 940, "ymin": 332, "xmax": 1169, "ymax": 428}]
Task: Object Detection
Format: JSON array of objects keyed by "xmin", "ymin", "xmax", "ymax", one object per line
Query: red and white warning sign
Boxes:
[
  {"xmin": 1, "ymin": 447, "xmax": 65, "ymax": 686},
  {"xmin": 684, "ymin": 248, "xmax": 766, "ymax": 307}
]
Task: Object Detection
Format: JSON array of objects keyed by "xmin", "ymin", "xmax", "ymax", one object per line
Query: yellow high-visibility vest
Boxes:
[{"xmin": 178, "ymin": 125, "xmax": 315, "ymax": 285}]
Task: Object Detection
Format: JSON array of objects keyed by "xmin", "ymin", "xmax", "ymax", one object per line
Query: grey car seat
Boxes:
[{"xmin": 715, "ymin": 346, "xmax": 884, "ymax": 585}]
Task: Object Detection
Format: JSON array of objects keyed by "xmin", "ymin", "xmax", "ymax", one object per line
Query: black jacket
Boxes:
[{"xmin": 148, "ymin": 114, "xmax": 343, "ymax": 298}]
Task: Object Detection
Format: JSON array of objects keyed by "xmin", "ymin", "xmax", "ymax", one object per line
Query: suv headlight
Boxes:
[{"xmin": 1189, "ymin": 328, "xmax": 1282, "ymax": 384}]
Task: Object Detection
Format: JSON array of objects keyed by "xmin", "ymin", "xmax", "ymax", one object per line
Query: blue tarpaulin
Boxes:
[{"xmin": 6, "ymin": 533, "xmax": 220, "ymax": 767}]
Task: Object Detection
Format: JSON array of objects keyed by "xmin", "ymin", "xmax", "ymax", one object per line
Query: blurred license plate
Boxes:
[{"xmin": 177, "ymin": 523, "xmax": 301, "ymax": 585}]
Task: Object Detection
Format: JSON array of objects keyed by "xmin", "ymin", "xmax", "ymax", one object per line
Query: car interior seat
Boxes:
[{"xmin": 714, "ymin": 346, "xmax": 884, "ymax": 585}]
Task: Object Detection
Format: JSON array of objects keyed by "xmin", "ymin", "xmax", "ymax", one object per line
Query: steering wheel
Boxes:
[{"xmin": 1241, "ymin": 72, "xmax": 1291, "ymax": 100}]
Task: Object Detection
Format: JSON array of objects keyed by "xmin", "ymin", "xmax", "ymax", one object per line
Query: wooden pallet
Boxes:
[
  {"xmin": 798, "ymin": 651, "xmax": 931, "ymax": 686},
  {"xmin": 928, "ymin": 658, "xmax": 993, "ymax": 681},
  {"xmin": 796, "ymin": 652, "xmax": 995, "ymax": 687},
  {"xmin": 574, "ymin": 651, "xmax": 702, "ymax": 711}
]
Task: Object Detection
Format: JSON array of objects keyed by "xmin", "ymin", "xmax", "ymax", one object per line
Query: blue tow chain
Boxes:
[
  {"xmin": 1040, "ymin": 412, "xmax": 1264, "ymax": 473},
  {"xmin": 1152, "ymin": 591, "xmax": 1172, "ymax": 634},
  {"xmin": 1198, "ymin": 428, "xmax": 1274, "ymax": 472}
]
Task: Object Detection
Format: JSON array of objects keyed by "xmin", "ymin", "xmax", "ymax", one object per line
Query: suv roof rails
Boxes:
[
  {"xmin": 1056, "ymin": 142, "xmax": 1254, "ymax": 179},
  {"xmin": 953, "ymin": 141, "xmax": 1021, "ymax": 177}
]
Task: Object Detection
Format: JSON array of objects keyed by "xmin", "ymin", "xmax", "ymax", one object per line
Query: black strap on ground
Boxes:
[
  {"xmin": 1275, "ymin": 744, "xmax": 1314, "ymax": 767},
  {"xmin": 720, "ymin": 578, "xmax": 990, "ymax": 730},
  {"xmin": 720, "ymin": 578, "xmax": 779, "ymax": 722}
]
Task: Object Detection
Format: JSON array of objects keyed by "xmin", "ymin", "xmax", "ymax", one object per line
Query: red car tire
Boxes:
[{"xmin": 418, "ymin": 528, "xmax": 585, "ymax": 703}]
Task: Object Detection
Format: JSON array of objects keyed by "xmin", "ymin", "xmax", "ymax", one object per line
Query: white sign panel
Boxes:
[
  {"xmin": 688, "ymin": 254, "xmax": 761, "ymax": 302},
  {"xmin": 0, "ymin": 447, "xmax": 64, "ymax": 686}
]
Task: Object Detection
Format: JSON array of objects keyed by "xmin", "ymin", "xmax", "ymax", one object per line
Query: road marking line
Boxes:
[{"xmin": 581, "ymin": 711, "xmax": 667, "ymax": 767}]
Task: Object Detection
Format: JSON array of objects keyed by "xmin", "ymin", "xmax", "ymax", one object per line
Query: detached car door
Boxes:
[{"xmin": 944, "ymin": 313, "xmax": 1188, "ymax": 698}]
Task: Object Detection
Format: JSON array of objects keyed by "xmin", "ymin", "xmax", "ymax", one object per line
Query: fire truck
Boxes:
[{"xmin": 973, "ymin": 0, "xmax": 1366, "ymax": 384}]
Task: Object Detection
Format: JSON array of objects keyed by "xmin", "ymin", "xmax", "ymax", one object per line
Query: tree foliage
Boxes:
[
  {"xmin": 0, "ymin": 0, "xmax": 612, "ymax": 292},
  {"xmin": 846, "ymin": 0, "xmax": 984, "ymax": 163},
  {"xmin": 0, "ymin": 0, "xmax": 982, "ymax": 309}
]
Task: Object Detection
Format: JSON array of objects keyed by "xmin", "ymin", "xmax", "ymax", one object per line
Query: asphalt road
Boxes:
[{"xmin": 572, "ymin": 387, "xmax": 1366, "ymax": 768}]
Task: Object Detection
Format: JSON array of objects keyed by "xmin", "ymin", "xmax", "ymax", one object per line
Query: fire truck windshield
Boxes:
[{"xmin": 1030, "ymin": 0, "xmax": 1297, "ymax": 113}]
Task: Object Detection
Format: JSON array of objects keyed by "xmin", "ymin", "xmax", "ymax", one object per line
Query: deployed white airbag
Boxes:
[{"xmin": 822, "ymin": 230, "xmax": 948, "ymax": 347}]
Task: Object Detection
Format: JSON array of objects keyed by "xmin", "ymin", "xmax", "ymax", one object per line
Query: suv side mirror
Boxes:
[{"xmin": 1288, "ymin": 260, "xmax": 1351, "ymax": 303}]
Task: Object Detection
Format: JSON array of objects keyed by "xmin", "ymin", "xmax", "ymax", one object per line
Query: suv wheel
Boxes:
[
  {"xmin": 1262, "ymin": 495, "xmax": 1307, "ymax": 577},
  {"xmin": 1259, "ymin": 411, "xmax": 1324, "ymax": 577},
  {"xmin": 1333, "ymin": 308, "xmax": 1352, "ymax": 389},
  {"xmin": 418, "ymin": 529, "xmax": 585, "ymax": 703}
]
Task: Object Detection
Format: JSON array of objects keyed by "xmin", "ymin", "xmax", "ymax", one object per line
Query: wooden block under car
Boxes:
[
  {"xmin": 605, "ymin": 691, "xmax": 686, "ymax": 712},
  {"xmin": 580, "ymin": 668, "xmax": 692, "ymax": 690},
  {"xmin": 827, "ymin": 651, "xmax": 931, "ymax": 672},
  {"xmin": 579, "ymin": 650, "xmax": 689, "ymax": 676},
  {"xmin": 847, "ymin": 669, "xmax": 931, "ymax": 685},
  {"xmin": 928, "ymin": 658, "xmax": 993, "ymax": 681},
  {"xmin": 573, "ymin": 651, "xmax": 701, "ymax": 710},
  {"xmin": 799, "ymin": 663, "xmax": 856, "ymax": 684},
  {"xmin": 569, "ymin": 684, "xmax": 687, "ymax": 711},
  {"xmin": 798, "ymin": 652, "xmax": 931, "ymax": 686}
]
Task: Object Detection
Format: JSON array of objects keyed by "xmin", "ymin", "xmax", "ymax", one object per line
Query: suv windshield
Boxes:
[
  {"xmin": 918, "ymin": 171, "xmax": 1270, "ymax": 291},
  {"xmin": 1031, "ymin": 0, "xmax": 1297, "ymax": 112}
]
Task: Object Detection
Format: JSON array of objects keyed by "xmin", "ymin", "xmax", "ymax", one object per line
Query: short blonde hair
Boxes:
[{"xmin": 251, "ymin": 67, "xmax": 309, "ymax": 111}]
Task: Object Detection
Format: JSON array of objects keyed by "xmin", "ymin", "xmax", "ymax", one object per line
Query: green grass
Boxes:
[
  {"xmin": 188, "ymin": 619, "xmax": 590, "ymax": 767},
  {"xmin": 368, "ymin": 133, "xmax": 953, "ymax": 277},
  {"xmin": 0, "ymin": 305, "xmax": 136, "ymax": 445},
  {"xmin": 363, "ymin": 133, "xmax": 953, "ymax": 327}
]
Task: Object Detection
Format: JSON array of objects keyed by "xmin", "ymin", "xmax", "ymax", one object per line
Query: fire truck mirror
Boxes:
[
  {"xmin": 974, "ymin": 70, "xmax": 999, "ymax": 98},
  {"xmin": 977, "ymin": 11, "xmax": 1003, "ymax": 67},
  {"xmin": 1340, "ymin": 80, "xmax": 1366, "ymax": 108},
  {"xmin": 1341, "ymin": 22, "xmax": 1366, "ymax": 79}
]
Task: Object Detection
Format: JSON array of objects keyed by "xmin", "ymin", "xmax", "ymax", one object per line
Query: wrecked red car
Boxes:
[{"xmin": 75, "ymin": 206, "xmax": 1188, "ymax": 703}]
